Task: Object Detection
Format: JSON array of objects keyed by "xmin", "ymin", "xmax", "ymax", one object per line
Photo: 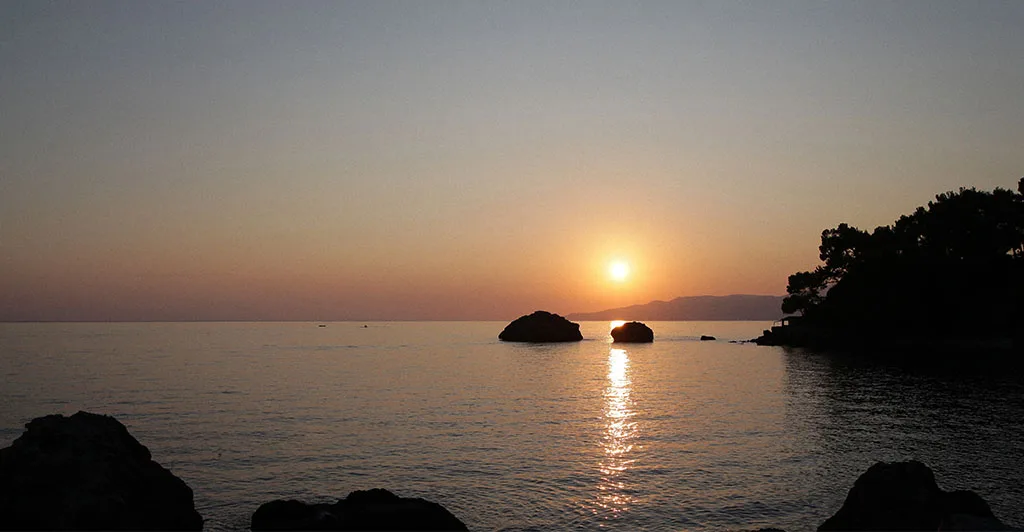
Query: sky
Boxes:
[{"xmin": 2, "ymin": 1, "xmax": 1022, "ymax": 321}]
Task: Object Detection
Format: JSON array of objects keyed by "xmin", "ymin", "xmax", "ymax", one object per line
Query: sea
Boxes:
[{"xmin": 1, "ymin": 321, "xmax": 1022, "ymax": 531}]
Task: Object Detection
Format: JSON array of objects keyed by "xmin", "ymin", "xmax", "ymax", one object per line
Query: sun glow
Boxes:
[{"xmin": 609, "ymin": 261, "xmax": 630, "ymax": 282}]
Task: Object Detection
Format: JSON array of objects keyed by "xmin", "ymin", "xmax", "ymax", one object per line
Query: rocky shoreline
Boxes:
[
  {"xmin": 752, "ymin": 319, "xmax": 1021, "ymax": 358},
  {"xmin": 0, "ymin": 412, "xmax": 1017, "ymax": 531}
]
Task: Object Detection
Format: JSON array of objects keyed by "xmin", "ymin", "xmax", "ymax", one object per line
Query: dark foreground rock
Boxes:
[
  {"xmin": 0, "ymin": 411, "xmax": 202, "ymax": 531},
  {"xmin": 819, "ymin": 460, "xmax": 1012, "ymax": 531},
  {"xmin": 251, "ymin": 488, "xmax": 468, "ymax": 531},
  {"xmin": 498, "ymin": 310, "xmax": 583, "ymax": 342},
  {"xmin": 610, "ymin": 321, "xmax": 654, "ymax": 343},
  {"xmin": 700, "ymin": 335, "xmax": 716, "ymax": 341}
]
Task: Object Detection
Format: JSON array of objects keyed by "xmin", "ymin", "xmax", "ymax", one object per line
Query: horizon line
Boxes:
[{"xmin": 0, "ymin": 318, "xmax": 782, "ymax": 324}]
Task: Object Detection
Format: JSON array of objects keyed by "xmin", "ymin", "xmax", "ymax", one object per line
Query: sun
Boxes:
[{"xmin": 609, "ymin": 261, "xmax": 630, "ymax": 282}]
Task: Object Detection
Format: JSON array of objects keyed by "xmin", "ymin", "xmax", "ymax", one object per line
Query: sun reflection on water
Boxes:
[{"xmin": 596, "ymin": 347, "xmax": 638, "ymax": 518}]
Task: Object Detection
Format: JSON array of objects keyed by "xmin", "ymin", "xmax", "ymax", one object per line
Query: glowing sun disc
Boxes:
[{"xmin": 610, "ymin": 261, "xmax": 630, "ymax": 281}]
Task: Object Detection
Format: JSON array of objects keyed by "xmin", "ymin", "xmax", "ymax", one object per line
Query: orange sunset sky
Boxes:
[{"xmin": 2, "ymin": 2, "xmax": 1022, "ymax": 321}]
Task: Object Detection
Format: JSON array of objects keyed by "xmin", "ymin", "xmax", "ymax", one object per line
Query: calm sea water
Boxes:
[{"xmin": 1, "ymin": 321, "xmax": 1021, "ymax": 531}]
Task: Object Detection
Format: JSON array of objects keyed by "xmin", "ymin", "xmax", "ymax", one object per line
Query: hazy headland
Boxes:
[{"xmin": 568, "ymin": 294, "xmax": 784, "ymax": 321}]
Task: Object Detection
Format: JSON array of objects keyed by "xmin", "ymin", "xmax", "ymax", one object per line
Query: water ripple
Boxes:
[{"xmin": 0, "ymin": 321, "xmax": 1021, "ymax": 531}]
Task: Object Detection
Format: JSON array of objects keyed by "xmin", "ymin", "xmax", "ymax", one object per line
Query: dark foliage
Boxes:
[{"xmin": 782, "ymin": 179, "xmax": 1024, "ymax": 343}]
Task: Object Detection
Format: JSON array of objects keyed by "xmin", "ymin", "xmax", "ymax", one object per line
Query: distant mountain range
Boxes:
[{"xmin": 566, "ymin": 295, "xmax": 785, "ymax": 321}]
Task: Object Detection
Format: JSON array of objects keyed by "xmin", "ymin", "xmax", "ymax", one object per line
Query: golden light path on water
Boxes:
[{"xmin": 597, "ymin": 346, "xmax": 638, "ymax": 518}]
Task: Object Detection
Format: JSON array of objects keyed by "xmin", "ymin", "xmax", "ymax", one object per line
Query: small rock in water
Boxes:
[
  {"xmin": 251, "ymin": 488, "xmax": 468, "ymax": 531},
  {"xmin": 498, "ymin": 310, "xmax": 583, "ymax": 342},
  {"xmin": 611, "ymin": 321, "xmax": 654, "ymax": 343},
  {"xmin": 818, "ymin": 460, "xmax": 1012, "ymax": 531}
]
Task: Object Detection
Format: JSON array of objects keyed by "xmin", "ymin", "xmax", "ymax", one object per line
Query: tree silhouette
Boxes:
[{"xmin": 782, "ymin": 179, "xmax": 1024, "ymax": 343}]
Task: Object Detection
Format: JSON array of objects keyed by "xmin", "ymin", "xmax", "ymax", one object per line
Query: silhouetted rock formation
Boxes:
[
  {"xmin": 251, "ymin": 488, "xmax": 467, "ymax": 531},
  {"xmin": 0, "ymin": 411, "xmax": 202, "ymax": 531},
  {"xmin": 819, "ymin": 460, "xmax": 1012, "ymax": 531},
  {"xmin": 610, "ymin": 321, "xmax": 654, "ymax": 343},
  {"xmin": 498, "ymin": 311, "xmax": 583, "ymax": 342},
  {"xmin": 568, "ymin": 294, "xmax": 784, "ymax": 321},
  {"xmin": 700, "ymin": 335, "xmax": 716, "ymax": 341}
]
